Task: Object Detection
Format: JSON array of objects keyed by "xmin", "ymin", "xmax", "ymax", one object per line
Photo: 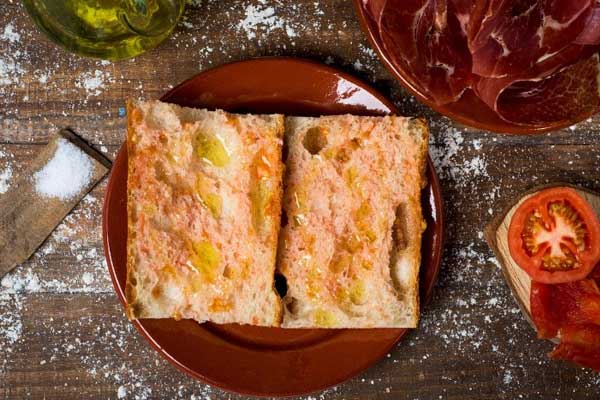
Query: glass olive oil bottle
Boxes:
[{"xmin": 23, "ymin": 0, "xmax": 185, "ymax": 60}]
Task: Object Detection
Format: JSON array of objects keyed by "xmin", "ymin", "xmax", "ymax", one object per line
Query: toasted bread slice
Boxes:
[
  {"xmin": 126, "ymin": 100, "xmax": 284, "ymax": 326},
  {"xmin": 278, "ymin": 115, "xmax": 428, "ymax": 328}
]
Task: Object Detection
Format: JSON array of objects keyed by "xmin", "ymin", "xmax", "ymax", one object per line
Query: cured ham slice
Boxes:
[
  {"xmin": 531, "ymin": 280, "xmax": 600, "ymax": 339},
  {"xmin": 363, "ymin": 0, "xmax": 387, "ymax": 26},
  {"xmin": 367, "ymin": 0, "xmax": 600, "ymax": 125},
  {"xmin": 551, "ymin": 325, "xmax": 600, "ymax": 371},
  {"xmin": 538, "ymin": 0, "xmax": 592, "ymax": 57},
  {"xmin": 531, "ymin": 279, "xmax": 600, "ymax": 371},
  {"xmin": 576, "ymin": 1, "xmax": 600, "ymax": 45},
  {"xmin": 476, "ymin": 53, "xmax": 600, "ymax": 125},
  {"xmin": 467, "ymin": 0, "xmax": 591, "ymax": 77},
  {"xmin": 470, "ymin": 1, "xmax": 546, "ymax": 78},
  {"xmin": 460, "ymin": 0, "xmax": 489, "ymax": 42},
  {"xmin": 379, "ymin": 0, "xmax": 473, "ymax": 104}
]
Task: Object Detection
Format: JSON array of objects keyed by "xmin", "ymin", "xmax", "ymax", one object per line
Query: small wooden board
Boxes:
[
  {"xmin": 0, "ymin": 129, "xmax": 111, "ymax": 278},
  {"xmin": 484, "ymin": 184, "xmax": 600, "ymax": 337}
]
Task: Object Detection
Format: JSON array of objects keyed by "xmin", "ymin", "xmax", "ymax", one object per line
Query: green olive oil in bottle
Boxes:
[{"xmin": 23, "ymin": 0, "xmax": 185, "ymax": 60}]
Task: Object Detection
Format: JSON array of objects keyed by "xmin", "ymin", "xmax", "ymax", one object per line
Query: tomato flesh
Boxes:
[{"xmin": 508, "ymin": 187, "xmax": 600, "ymax": 284}]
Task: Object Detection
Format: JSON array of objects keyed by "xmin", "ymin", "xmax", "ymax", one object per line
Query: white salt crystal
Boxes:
[
  {"xmin": 0, "ymin": 165, "xmax": 13, "ymax": 193},
  {"xmin": 34, "ymin": 138, "xmax": 94, "ymax": 200},
  {"xmin": 83, "ymin": 70, "xmax": 104, "ymax": 92},
  {"xmin": 240, "ymin": 5, "xmax": 278, "ymax": 40},
  {"xmin": 3, "ymin": 320, "xmax": 21, "ymax": 344},
  {"xmin": 76, "ymin": 69, "xmax": 112, "ymax": 97},
  {"xmin": 0, "ymin": 24, "xmax": 20, "ymax": 44},
  {"xmin": 82, "ymin": 272, "xmax": 93, "ymax": 285},
  {"xmin": 0, "ymin": 55, "xmax": 24, "ymax": 86},
  {"xmin": 117, "ymin": 386, "xmax": 127, "ymax": 399},
  {"xmin": 0, "ymin": 294, "xmax": 23, "ymax": 346}
]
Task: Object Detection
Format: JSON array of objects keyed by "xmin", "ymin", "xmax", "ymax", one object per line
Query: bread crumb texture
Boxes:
[
  {"xmin": 126, "ymin": 100, "xmax": 283, "ymax": 326},
  {"xmin": 279, "ymin": 115, "xmax": 428, "ymax": 328}
]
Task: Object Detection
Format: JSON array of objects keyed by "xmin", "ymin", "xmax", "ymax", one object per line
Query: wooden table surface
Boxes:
[{"xmin": 1, "ymin": 1, "xmax": 599, "ymax": 399}]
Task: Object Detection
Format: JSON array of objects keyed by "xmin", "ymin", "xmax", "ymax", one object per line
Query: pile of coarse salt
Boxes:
[{"xmin": 33, "ymin": 138, "xmax": 94, "ymax": 200}]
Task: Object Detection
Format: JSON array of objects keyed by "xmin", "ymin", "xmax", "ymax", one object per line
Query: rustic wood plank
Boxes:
[{"xmin": 1, "ymin": 293, "xmax": 600, "ymax": 399}]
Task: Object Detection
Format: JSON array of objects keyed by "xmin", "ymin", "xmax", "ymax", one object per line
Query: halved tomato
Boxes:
[
  {"xmin": 590, "ymin": 263, "xmax": 600, "ymax": 281},
  {"xmin": 508, "ymin": 187, "xmax": 600, "ymax": 284}
]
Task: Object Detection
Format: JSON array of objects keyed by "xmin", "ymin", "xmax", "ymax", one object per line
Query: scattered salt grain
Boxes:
[
  {"xmin": 1, "ymin": 269, "xmax": 41, "ymax": 292},
  {"xmin": 34, "ymin": 138, "xmax": 94, "ymax": 200},
  {"xmin": 76, "ymin": 70, "xmax": 112, "ymax": 97},
  {"xmin": 0, "ymin": 293, "xmax": 23, "ymax": 358},
  {"xmin": 503, "ymin": 371, "xmax": 513, "ymax": 385},
  {"xmin": 0, "ymin": 53, "xmax": 25, "ymax": 86},
  {"xmin": 238, "ymin": 1, "xmax": 312, "ymax": 41},
  {"xmin": 38, "ymin": 72, "xmax": 49, "ymax": 84},
  {"xmin": 0, "ymin": 311, "xmax": 21, "ymax": 344},
  {"xmin": 353, "ymin": 60, "xmax": 364, "ymax": 71},
  {"xmin": 117, "ymin": 386, "xmax": 127, "ymax": 399},
  {"xmin": 82, "ymin": 272, "xmax": 94, "ymax": 285},
  {"xmin": 240, "ymin": 4, "xmax": 280, "ymax": 40},
  {"xmin": 0, "ymin": 164, "xmax": 13, "ymax": 194},
  {"xmin": 82, "ymin": 71, "xmax": 103, "ymax": 92},
  {"xmin": 0, "ymin": 24, "xmax": 20, "ymax": 44}
]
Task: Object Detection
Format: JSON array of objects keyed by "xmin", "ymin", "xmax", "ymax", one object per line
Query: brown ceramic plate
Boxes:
[
  {"xmin": 353, "ymin": 1, "xmax": 596, "ymax": 135},
  {"xmin": 102, "ymin": 57, "xmax": 444, "ymax": 397}
]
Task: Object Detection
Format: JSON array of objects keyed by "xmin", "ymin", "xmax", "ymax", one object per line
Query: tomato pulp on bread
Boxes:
[{"xmin": 508, "ymin": 187, "xmax": 600, "ymax": 284}]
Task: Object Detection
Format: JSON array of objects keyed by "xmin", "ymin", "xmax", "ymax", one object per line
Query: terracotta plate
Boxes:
[
  {"xmin": 102, "ymin": 57, "xmax": 444, "ymax": 397},
  {"xmin": 353, "ymin": 0, "xmax": 596, "ymax": 135}
]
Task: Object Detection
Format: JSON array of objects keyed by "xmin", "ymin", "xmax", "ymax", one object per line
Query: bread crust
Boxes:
[{"xmin": 125, "ymin": 100, "xmax": 140, "ymax": 320}]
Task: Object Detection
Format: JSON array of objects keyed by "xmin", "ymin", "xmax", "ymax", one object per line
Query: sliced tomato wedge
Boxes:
[{"xmin": 508, "ymin": 187, "xmax": 600, "ymax": 284}]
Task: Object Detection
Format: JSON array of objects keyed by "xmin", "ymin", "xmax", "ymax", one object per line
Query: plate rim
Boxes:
[
  {"xmin": 352, "ymin": 0, "xmax": 596, "ymax": 135},
  {"xmin": 102, "ymin": 56, "xmax": 445, "ymax": 397}
]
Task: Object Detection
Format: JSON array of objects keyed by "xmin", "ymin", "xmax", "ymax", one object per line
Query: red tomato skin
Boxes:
[
  {"xmin": 508, "ymin": 187, "xmax": 600, "ymax": 284},
  {"xmin": 590, "ymin": 263, "xmax": 600, "ymax": 280}
]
